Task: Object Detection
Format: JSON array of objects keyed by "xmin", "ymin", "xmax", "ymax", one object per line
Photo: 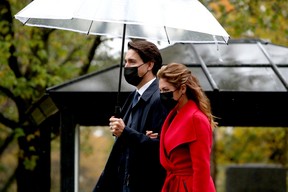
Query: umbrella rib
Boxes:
[
  {"xmin": 24, "ymin": 18, "xmax": 30, "ymax": 25},
  {"xmin": 164, "ymin": 26, "xmax": 170, "ymax": 44},
  {"xmin": 87, "ymin": 20, "xmax": 93, "ymax": 35},
  {"xmin": 213, "ymin": 35, "xmax": 220, "ymax": 51}
]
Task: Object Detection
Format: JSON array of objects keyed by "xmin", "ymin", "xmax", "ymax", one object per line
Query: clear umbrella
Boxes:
[
  {"xmin": 15, "ymin": 0, "xmax": 229, "ymax": 44},
  {"xmin": 15, "ymin": 0, "xmax": 230, "ymax": 113}
]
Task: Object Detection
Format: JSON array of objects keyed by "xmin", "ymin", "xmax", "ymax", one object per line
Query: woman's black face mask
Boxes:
[{"xmin": 160, "ymin": 91, "xmax": 178, "ymax": 111}]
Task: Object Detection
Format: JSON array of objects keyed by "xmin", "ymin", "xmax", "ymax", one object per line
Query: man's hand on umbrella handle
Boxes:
[
  {"xmin": 109, "ymin": 116, "xmax": 125, "ymax": 137},
  {"xmin": 146, "ymin": 130, "xmax": 158, "ymax": 139}
]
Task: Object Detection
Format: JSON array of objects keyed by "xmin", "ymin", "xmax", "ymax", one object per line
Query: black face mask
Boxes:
[
  {"xmin": 124, "ymin": 64, "xmax": 147, "ymax": 86},
  {"xmin": 160, "ymin": 91, "xmax": 178, "ymax": 111}
]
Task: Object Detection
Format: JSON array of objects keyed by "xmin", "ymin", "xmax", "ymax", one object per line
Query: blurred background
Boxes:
[{"xmin": 0, "ymin": 0, "xmax": 287, "ymax": 191}]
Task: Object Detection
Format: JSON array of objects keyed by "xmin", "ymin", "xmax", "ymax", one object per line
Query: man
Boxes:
[{"xmin": 93, "ymin": 40, "xmax": 167, "ymax": 192}]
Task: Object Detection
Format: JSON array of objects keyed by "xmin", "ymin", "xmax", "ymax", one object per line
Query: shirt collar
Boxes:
[{"xmin": 136, "ymin": 77, "xmax": 156, "ymax": 96}]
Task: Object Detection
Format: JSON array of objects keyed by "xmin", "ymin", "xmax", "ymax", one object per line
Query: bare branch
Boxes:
[
  {"xmin": 79, "ymin": 35, "xmax": 102, "ymax": 76},
  {"xmin": 0, "ymin": 165, "xmax": 17, "ymax": 192},
  {"xmin": 0, "ymin": 113, "xmax": 19, "ymax": 129},
  {"xmin": 0, "ymin": 132, "xmax": 14, "ymax": 156}
]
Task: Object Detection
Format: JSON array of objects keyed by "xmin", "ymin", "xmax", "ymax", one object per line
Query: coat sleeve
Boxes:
[
  {"xmin": 189, "ymin": 113, "xmax": 213, "ymax": 192},
  {"xmin": 120, "ymin": 93, "xmax": 167, "ymax": 148}
]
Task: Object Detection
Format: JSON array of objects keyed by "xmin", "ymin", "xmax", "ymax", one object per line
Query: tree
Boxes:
[
  {"xmin": 1, "ymin": 0, "xmax": 287, "ymax": 191},
  {"xmin": 203, "ymin": 0, "xmax": 288, "ymax": 47},
  {"xmin": 0, "ymin": 0, "xmax": 120, "ymax": 191},
  {"xmin": 216, "ymin": 127, "xmax": 287, "ymax": 165}
]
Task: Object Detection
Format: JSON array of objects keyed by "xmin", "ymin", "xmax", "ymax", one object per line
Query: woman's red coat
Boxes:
[{"xmin": 160, "ymin": 100, "xmax": 216, "ymax": 192}]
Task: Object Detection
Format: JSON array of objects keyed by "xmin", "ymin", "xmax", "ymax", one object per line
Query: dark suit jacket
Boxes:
[{"xmin": 93, "ymin": 79, "xmax": 168, "ymax": 192}]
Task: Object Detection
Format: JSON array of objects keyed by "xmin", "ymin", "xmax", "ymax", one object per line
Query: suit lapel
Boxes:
[
  {"xmin": 121, "ymin": 79, "xmax": 159, "ymax": 132},
  {"xmin": 122, "ymin": 91, "xmax": 136, "ymax": 123},
  {"xmin": 164, "ymin": 101, "xmax": 198, "ymax": 156}
]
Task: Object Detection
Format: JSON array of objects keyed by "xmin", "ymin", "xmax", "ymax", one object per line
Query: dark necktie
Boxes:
[
  {"xmin": 127, "ymin": 92, "xmax": 139, "ymax": 127},
  {"xmin": 132, "ymin": 91, "xmax": 140, "ymax": 107}
]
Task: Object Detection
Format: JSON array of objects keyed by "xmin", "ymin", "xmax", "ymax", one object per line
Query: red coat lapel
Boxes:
[{"xmin": 161, "ymin": 100, "xmax": 200, "ymax": 157}]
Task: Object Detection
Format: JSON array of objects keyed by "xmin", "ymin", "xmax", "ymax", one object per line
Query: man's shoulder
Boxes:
[{"xmin": 142, "ymin": 81, "xmax": 160, "ymax": 101}]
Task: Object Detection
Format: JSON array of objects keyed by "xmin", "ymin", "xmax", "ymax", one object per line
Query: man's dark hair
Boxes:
[{"xmin": 128, "ymin": 40, "xmax": 162, "ymax": 75}]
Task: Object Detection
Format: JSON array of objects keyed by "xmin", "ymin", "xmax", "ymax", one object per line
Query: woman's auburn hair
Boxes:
[{"xmin": 157, "ymin": 63, "xmax": 218, "ymax": 129}]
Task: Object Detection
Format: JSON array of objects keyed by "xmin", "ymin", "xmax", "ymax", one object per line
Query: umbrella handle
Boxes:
[{"xmin": 114, "ymin": 105, "xmax": 121, "ymax": 117}]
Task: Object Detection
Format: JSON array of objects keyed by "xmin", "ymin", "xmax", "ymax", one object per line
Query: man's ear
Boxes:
[{"xmin": 147, "ymin": 61, "xmax": 154, "ymax": 70}]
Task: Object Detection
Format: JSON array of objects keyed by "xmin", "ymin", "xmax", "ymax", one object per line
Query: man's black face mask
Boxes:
[{"xmin": 124, "ymin": 63, "xmax": 147, "ymax": 86}]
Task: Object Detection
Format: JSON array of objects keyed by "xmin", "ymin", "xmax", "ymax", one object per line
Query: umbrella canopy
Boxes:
[
  {"xmin": 15, "ymin": 0, "xmax": 229, "ymax": 44},
  {"xmin": 15, "ymin": 0, "xmax": 230, "ymax": 113}
]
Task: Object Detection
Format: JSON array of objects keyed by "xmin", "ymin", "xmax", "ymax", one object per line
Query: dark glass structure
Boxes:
[
  {"xmin": 33, "ymin": 39, "xmax": 287, "ymax": 128},
  {"xmin": 26, "ymin": 39, "xmax": 288, "ymax": 192}
]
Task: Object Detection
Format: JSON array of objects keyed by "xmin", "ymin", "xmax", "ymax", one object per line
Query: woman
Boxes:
[{"xmin": 157, "ymin": 63, "xmax": 217, "ymax": 192}]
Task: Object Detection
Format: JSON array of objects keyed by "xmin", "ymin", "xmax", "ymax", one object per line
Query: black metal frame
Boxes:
[{"xmin": 26, "ymin": 39, "xmax": 288, "ymax": 192}]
